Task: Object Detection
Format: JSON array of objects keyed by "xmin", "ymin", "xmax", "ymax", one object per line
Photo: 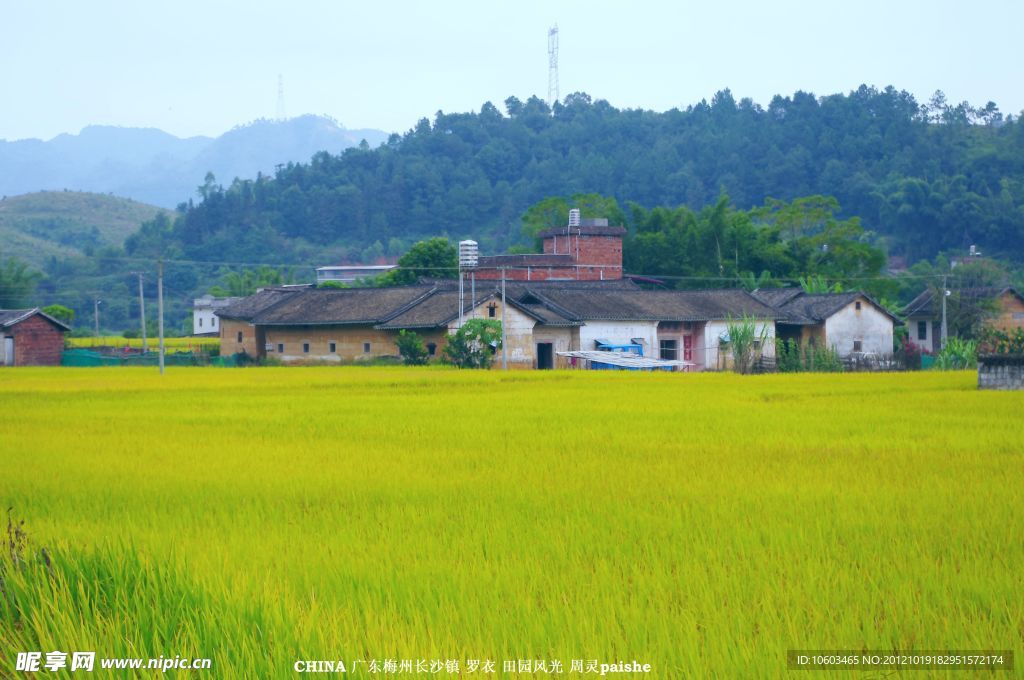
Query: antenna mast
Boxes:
[
  {"xmin": 547, "ymin": 25, "xmax": 559, "ymax": 107},
  {"xmin": 276, "ymin": 74, "xmax": 286, "ymax": 121}
]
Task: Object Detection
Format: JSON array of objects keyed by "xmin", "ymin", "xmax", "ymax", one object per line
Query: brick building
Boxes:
[
  {"xmin": 474, "ymin": 218, "xmax": 625, "ymax": 281},
  {"xmin": 0, "ymin": 309, "xmax": 71, "ymax": 366}
]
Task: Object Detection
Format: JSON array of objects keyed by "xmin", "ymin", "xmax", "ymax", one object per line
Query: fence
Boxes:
[{"xmin": 61, "ymin": 349, "xmax": 242, "ymax": 368}]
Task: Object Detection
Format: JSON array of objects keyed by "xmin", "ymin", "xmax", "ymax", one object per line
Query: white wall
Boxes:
[
  {"xmin": 908, "ymin": 315, "xmax": 934, "ymax": 353},
  {"xmin": 824, "ymin": 298, "xmax": 894, "ymax": 356},
  {"xmin": 193, "ymin": 309, "xmax": 220, "ymax": 335},
  {"xmin": 578, "ymin": 321, "xmax": 659, "ymax": 356},
  {"xmin": 704, "ymin": 320, "xmax": 776, "ymax": 370}
]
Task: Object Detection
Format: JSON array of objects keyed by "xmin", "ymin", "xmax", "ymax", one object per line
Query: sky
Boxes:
[{"xmin": 1, "ymin": 0, "xmax": 1021, "ymax": 141}]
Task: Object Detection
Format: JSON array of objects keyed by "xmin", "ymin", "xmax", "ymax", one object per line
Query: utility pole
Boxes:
[
  {"xmin": 501, "ymin": 267, "xmax": 508, "ymax": 370},
  {"xmin": 158, "ymin": 259, "xmax": 165, "ymax": 375},
  {"xmin": 137, "ymin": 273, "xmax": 148, "ymax": 353},
  {"xmin": 93, "ymin": 299, "xmax": 102, "ymax": 337},
  {"xmin": 940, "ymin": 274, "xmax": 948, "ymax": 351}
]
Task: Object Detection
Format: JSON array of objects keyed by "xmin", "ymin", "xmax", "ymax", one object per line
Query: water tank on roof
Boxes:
[
  {"xmin": 458, "ymin": 240, "xmax": 479, "ymax": 268},
  {"xmin": 568, "ymin": 208, "xmax": 581, "ymax": 227}
]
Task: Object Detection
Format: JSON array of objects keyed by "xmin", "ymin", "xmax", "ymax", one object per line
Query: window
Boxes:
[
  {"xmin": 488, "ymin": 304, "xmax": 497, "ymax": 318},
  {"xmin": 237, "ymin": 332, "xmax": 243, "ymax": 343},
  {"xmin": 199, "ymin": 318, "xmax": 203, "ymax": 328},
  {"xmin": 427, "ymin": 343, "xmax": 437, "ymax": 356},
  {"xmin": 212, "ymin": 318, "xmax": 217, "ymax": 327},
  {"xmin": 917, "ymin": 321, "xmax": 927, "ymax": 340},
  {"xmin": 303, "ymin": 343, "xmax": 310, "ymax": 353},
  {"xmin": 753, "ymin": 340, "xmax": 762, "ymax": 351},
  {"xmin": 659, "ymin": 339, "xmax": 678, "ymax": 361},
  {"xmin": 855, "ymin": 301, "xmax": 862, "ymax": 310},
  {"xmin": 277, "ymin": 343, "xmax": 284, "ymax": 353},
  {"xmin": 329, "ymin": 342, "xmax": 336, "ymax": 353},
  {"xmin": 363, "ymin": 342, "xmax": 371, "ymax": 353},
  {"xmin": 853, "ymin": 340, "xmax": 863, "ymax": 352}
]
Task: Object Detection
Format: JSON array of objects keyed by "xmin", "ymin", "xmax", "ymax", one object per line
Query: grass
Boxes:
[{"xmin": 0, "ymin": 368, "xmax": 1021, "ymax": 677}]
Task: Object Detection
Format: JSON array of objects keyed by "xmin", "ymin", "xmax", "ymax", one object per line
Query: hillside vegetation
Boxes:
[
  {"xmin": 126, "ymin": 87, "xmax": 1024, "ymax": 267},
  {"xmin": 0, "ymin": 191, "xmax": 165, "ymax": 267}
]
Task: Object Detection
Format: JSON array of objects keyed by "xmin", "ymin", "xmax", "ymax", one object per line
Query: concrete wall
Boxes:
[
  {"xmin": 578, "ymin": 321, "xmax": 659, "ymax": 355},
  {"xmin": 193, "ymin": 308, "xmax": 221, "ymax": 336},
  {"xmin": 823, "ymin": 298, "xmax": 894, "ymax": 356},
  {"xmin": 907, "ymin": 314, "xmax": 935, "ymax": 353},
  {"xmin": 978, "ymin": 355, "xmax": 1024, "ymax": 390}
]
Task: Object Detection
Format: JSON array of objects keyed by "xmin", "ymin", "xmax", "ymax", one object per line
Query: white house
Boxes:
[
  {"xmin": 753, "ymin": 289, "xmax": 897, "ymax": 357},
  {"xmin": 193, "ymin": 295, "xmax": 242, "ymax": 336}
]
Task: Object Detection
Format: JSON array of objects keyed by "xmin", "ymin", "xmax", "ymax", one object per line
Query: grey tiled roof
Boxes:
[
  {"xmin": 253, "ymin": 286, "xmax": 435, "ymax": 325},
  {"xmin": 0, "ymin": 308, "xmax": 71, "ymax": 331},
  {"xmin": 216, "ymin": 288, "xmax": 307, "ymax": 321},
  {"xmin": 767, "ymin": 291, "xmax": 900, "ymax": 325},
  {"xmin": 903, "ymin": 287, "xmax": 1023, "ymax": 317}
]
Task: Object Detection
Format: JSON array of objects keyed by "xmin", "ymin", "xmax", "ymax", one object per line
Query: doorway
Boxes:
[
  {"xmin": 537, "ymin": 342, "xmax": 554, "ymax": 369},
  {"xmin": 3, "ymin": 337, "xmax": 13, "ymax": 366}
]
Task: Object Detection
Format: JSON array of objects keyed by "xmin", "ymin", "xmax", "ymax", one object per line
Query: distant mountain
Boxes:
[
  {"xmin": 0, "ymin": 191, "xmax": 166, "ymax": 268},
  {"xmin": 0, "ymin": 116, "xmax": 390, "ymax": 208}
]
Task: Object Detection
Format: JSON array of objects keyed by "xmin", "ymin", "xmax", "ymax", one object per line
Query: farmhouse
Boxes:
[
  {"xmin": 902, "ymin": 286, "xmax": 1024, "ymax": 353},
  {"xmin": 216, "ymin": 281, "xmax": 780, "ymax": 370},
  {"xmin": 752, "ymin": 288, "xmax": 897, "ymax": 357},
  {"xmin": 0, "ymin": 308, "xmax": 71, "ymax": 367}
]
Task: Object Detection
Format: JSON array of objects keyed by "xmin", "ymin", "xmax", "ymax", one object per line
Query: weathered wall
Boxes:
[
  {"xmin": 978, "ymin": 355, "xmax": 1024, "ymax": 390},
  {"xmin": 824, "ymin": 298, "xmax": 894, "ymax": 356},
  {"xmin": 220, "ymin": 319, "xmax": 259, "ymax": 357},
  {"xmin": 906, "ymin": 314, "xmax": 936, "ymax": 353},
  {"xmin": 533, "ymin": 326, "xmax": 576, "ymax": 369},
  {"xmin": 3, "ymin": 315, "xmax": 66, "ymax": 366},
  {"xmin": 450, "ymin": 300, "xmax": 538, "ymax": 368},
  {"xmin": 262, "ymin": 326, "xmax": 448, "ymax": 363}
]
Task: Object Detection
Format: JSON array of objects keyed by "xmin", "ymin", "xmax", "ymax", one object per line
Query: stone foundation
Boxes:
[{"xmin": 977, "ymin": 354, "xmax": 1024, "ymax": 390}]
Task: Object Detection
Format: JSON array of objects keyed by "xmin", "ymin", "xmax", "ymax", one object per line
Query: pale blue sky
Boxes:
[{"xmin": 1, "ymin": 0, "xmax": 1020, "ymax": 141}]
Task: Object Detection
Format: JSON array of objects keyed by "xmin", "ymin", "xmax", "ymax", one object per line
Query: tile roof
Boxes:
[
  {"xmin": 0, "ymin": 308, "xmax": 71, "ymax": 331},
  {"xmin": 512, "ymin": 288, "xmax": 779, "ymax": 322},
  {"xmin": 751, "ymin": 287, "xmax": 804, "ymax": 308},
  {"xmin": 253, "ymin": 286, "xmax": 435, "ymax": 326},
  {"xmin": 903, "ymin": 286, "xmax": 1023, "ymax": 317},
  {"xmin": 766, "ymin": 291, "xmax": 900, "ymax": 325},
  {"xmin": 216, "ymin": 287, "xmax": 307, "ymax": 321}
]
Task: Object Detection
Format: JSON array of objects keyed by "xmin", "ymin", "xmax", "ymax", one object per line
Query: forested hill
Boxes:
[{"xmin": 129, "ymin": 87, "xmax": 1024, "ymax": 266}]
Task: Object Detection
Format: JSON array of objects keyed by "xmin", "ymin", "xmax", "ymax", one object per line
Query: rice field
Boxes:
[{"xmin": 0, "ymin": 368, "xmax": 1021, "ymax": 678}]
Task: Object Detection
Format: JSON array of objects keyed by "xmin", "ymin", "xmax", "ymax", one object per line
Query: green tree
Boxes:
[
  {"xmin": 41, "ymin": 304, "xmax": 75, "ymax": 326},
  {"xmin": 379, "ymin": 238, "xmax": 457, "ymax": 286},
  {"xmin": 520, "ymin": 193, "xmax": 626, "ymax": 248},
  {"xmin": 0, "ymin": 255, "xmax": 42, "ymax": 308},
  {"xmin": 441, "ymin": 318, "xmax": 502, "ymax": 369},
  {"xmin": 395, "ymin": 330, "xmax": 429, "ymax": 365}
]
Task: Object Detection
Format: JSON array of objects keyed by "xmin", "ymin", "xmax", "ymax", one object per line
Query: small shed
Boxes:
[{"xmin": 0, "ymin": 308, "xmax": 71, "ymax": 366}]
